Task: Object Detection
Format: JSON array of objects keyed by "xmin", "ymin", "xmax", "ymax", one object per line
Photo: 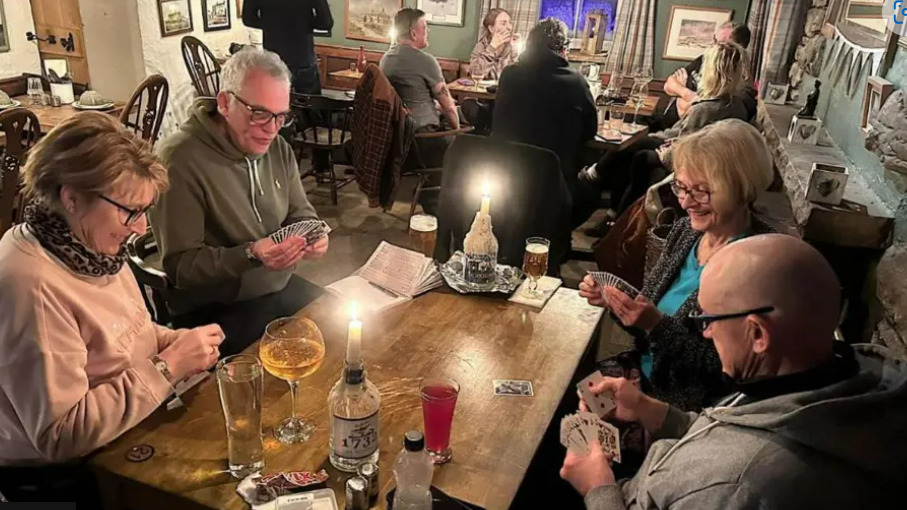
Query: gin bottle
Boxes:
[{"xmin": 328, "ymin": 325, "xmax": 380, "ymax": 472}]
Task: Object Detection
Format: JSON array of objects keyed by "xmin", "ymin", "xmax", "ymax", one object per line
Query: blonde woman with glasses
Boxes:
[
  {"xmin": 580, "ymin": 119, "xmax": 777, "ymax": 412},
  {"xmin": 0, "ymin": 113, "xmax": 224, "ymax": 502}
]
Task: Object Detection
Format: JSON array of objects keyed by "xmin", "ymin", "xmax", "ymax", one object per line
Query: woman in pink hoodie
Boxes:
[{"xmin": 0, "ymin": 112, "xmax": 223, "ymax": 503}]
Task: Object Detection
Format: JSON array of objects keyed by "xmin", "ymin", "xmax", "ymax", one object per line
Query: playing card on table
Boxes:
[
  {"xmin": 588, "ymin": 271, "xmax": 640, "ymax": 298},
  {"xmin": 577, "ymin": 370, "xmax": 616, "ymax": 418}
]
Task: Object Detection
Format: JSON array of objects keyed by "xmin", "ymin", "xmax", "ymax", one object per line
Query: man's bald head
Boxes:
[{"xmin": 699, "ymin": 234, "xmax": 841, "ymax": 377}]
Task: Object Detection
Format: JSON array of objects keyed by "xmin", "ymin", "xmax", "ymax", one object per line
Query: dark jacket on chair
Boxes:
[
  {"xmin": 613, "ymin": 215, "xmax": 776, "ymax": 412},
  {"xmin": 351, "ymin": 65, "xmax": 413, "ymax": 209},
  {"xmin": 492, "ymin": 48, "xmax": 598, "ymax": 181}
]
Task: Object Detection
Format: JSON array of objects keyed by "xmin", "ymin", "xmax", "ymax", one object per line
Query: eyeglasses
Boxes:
[
  {"xmin": 670, "ymin": 181, "xmax": 712, "ymax": 204},
  {"xmin": 98, "ymin": 195, "xmax": 152, "ymax": 226},
  {"xmin": 687, "ymin": 306, "xmax": 775, "ymax": 332},
  {"xmin": 228, "ymin": 92, "xmax": 295, "ymax": 127}
]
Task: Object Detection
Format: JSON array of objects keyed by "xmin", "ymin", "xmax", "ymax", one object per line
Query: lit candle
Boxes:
[
  {"xmin": 480, "ymin": 181, "xmax": 491, "ymax": 215},
  {"xmin": 389, "ymin": 27, "xmax": 397, "ymax": 46},
  {"xmin": 347, "ymin": 302, "xmax": 362, "ymax": 363}
]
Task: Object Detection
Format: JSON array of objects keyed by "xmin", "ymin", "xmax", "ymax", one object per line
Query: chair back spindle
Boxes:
[
  {"xmin": 181, "ymin": 36, "xmax": 222, "ymax": 97},
  {"xmin": 0, "ymin": 108, "xmax": 41, "ymax": 236},
  {"xmin": 120, "ymin": 74, "xmax": 169, "ymax": 145}
]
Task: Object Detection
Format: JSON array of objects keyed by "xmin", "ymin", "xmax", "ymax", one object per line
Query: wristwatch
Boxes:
[
  {"xmin": 151, "ymin": 355, "xmax": 173, "ymax": 383},
  {"xmin": 245, "ymin": 242, "xmax": 262, "ymax": 267}
]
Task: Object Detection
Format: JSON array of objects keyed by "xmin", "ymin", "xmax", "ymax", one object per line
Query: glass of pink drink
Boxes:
[{"xmin": 420, "ymin": 378, "xmax": 460, "ymax": 464}]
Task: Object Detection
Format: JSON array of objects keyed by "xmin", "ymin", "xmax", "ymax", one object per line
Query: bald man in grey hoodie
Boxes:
[
  {"xmin": 563, "ymin": 234, "xmax": 907, "ymax": 510},
  {"xmin": 151, "ymin": 48, "xmax": 326, "ymax": 356}
]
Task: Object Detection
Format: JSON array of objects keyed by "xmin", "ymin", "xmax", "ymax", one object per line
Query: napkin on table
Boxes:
[{"xmin": 508, "ymin": 276, "xmax": 562, "ymax": 309}]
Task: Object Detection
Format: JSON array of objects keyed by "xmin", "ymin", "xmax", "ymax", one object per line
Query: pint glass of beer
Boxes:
[
  {"xmin": 409, "ymin": 214, "xmax": 438, "ymax": 258},
  {"xmin": 522, "ymin": 237, "xmax": 550, "ymax": 298}
]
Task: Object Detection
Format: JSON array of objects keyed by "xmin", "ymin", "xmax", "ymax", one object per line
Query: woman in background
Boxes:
[{"xmin": 463, "ymin": 8, "xmax": 522, "ymax": 133}]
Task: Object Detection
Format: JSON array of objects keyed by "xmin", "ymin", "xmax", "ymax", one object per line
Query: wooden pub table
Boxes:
[
  {"xmin": 11, "ymin": 96, "xmax": 125, "ymax": 133},
  {"xmin": 587, "ymin": 124, "xmax": 649, "ymax": 151},
  {"xmin": 90, "ymin": 290, "xmax": 603, "ymax": 510},
  {"xmin": 446, "ymin": 80, "xmax": 496, "ymax": 102}
]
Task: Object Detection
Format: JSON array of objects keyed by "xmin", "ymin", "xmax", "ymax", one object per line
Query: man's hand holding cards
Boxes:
[
  {"xmin": 578, "ymin": 370, "xmax": 616, "ymax": 417},
  {"xmin": 269, "ymin": 220, "xmax": 332, "ymax": 245}
]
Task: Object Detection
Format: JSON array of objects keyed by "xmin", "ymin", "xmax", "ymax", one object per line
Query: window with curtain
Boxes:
[{"xmin": 538, "ymin": 0, "xmax": 618, "ymax": 37}]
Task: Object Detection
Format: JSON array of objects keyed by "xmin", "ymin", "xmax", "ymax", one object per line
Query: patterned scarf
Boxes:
[{"xmin": 24, "ymin": 201, "xmax": 125, "ymax": 277}]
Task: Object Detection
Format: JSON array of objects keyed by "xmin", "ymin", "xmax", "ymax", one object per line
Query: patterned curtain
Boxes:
[
  {"xmin": 605, "ymin": 0, "xmax": 655, "ymax": 73},
  {"xmin": 479, "ymin": 0, "xmax": 542, "ymax": 41},
  {"xmin": 747, "ymin": 0, "xmax": 810, "ymax": 89}
]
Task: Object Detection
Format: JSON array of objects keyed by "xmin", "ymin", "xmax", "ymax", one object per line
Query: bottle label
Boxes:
[{"xmin": 332, "ymin": 412, "xmax": 379, "ymax": 459}]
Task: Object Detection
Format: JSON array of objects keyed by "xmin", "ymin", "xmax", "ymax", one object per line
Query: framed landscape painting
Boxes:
[
  {"xmin": 158, "ymin": 0, "xmax": 194, "ymax": 37},
  {"xmin": 663, "ymin": 6, "xmax": 733, "ymax": 61},
  {"xmin": 419, "ymin": 0, "xmax": 466, "ymax": 27},
  {"xmin": 203, "ymin": 0, "xmax": 232, "ymax": 31},
  {"xmin": 346, "ymin": 0, "xmax": 403, "ymax": 43}
]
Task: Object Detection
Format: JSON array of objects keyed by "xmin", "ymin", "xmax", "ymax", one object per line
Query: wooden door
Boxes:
[{"xmin": 28, "ymin": 0, "xmax": 90, "ymax": 84}]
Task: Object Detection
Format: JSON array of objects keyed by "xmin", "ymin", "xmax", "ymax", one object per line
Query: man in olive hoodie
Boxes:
[
  {"xmin": 563, "ymin": 235, "xmax": 907, "ymax": 509},
  {"xmin": 151, "ymin": 48, "xmax": 327, "ymax": 356}
]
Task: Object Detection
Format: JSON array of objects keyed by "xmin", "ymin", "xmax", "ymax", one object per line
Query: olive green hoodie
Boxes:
[{"xmin": 150, "ymin": 98, "xmax": 318, "ymax": 315}]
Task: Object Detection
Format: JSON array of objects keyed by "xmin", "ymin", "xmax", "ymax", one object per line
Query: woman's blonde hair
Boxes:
[
  {"xmin": 672, "ymin": 119, "xmax": 773, "ymax": 213},
  {"xmin": 22, "ymin": 111, "xmax": 168, "ymax": 210},
  {"xmin": 697, "ymin": 42, "xmax": 749, "ymax": 99}
]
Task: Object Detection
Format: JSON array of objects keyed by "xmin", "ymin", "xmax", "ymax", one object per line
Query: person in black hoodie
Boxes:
[
  {"xmin": 242, "ymin": 0, "xmax": 334, "ymax": 95},
  {"xmin": 492, "ymin": 17, "xmax": 599, "ymax": 228}
]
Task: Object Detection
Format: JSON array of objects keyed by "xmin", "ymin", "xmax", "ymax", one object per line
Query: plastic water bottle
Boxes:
[{"xmin": 392, "ymin": 430, "xmax": 433, "ymax": 510}]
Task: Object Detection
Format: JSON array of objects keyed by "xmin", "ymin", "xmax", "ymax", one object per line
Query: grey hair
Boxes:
[
  {"xmin": 528, "ymin": 17, "xmax": 569, "ymax": 54},
  {"xmin": 221, "ymin": 47, "xmax": 291, "ymax": 93}
]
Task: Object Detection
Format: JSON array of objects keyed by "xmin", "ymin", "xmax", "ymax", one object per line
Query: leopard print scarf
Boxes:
[{"xmin": 24, "ymin": 201, "xmax": 125, "ymax": 277}]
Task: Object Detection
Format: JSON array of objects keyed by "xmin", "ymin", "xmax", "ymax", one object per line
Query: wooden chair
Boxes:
[
  {"xmin": 0, "ymin": 108, "xmax": 41, "ymax": 237},
  {"xmin": 125, "ymin": 231, "xmax": 172, "ymax": 325},
  {"xmin": 120, "ymin": 74, "xmax": 169, "ymax": 145},
  {"xmin": 407, "ymin": 125, "xmax": 473, "ymax": 219},
  {"xmin": 290, "ymin": 93, "xmax": 355, "ymax": 205},
  {"xmin": 181, "ymin": 36, "xmax": 221, "ymax": 97}
]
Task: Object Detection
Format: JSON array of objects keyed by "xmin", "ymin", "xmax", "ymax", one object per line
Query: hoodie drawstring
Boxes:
[
  {"xmin": 245, "ymin": 157, "xmax": 264, "ymax": 223},
  {"xmin": 648, "ymin": 393, "xmax": 746, "ymax": 475}
]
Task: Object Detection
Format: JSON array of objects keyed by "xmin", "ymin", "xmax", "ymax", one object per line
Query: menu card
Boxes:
[{"xmin": 326, "ymin": 242, "xmax": 442, "ymax": 314}]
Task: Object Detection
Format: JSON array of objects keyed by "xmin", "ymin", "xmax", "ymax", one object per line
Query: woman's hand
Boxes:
[
  {"xmin": 490, "ymin": 28, "xmax": 511, "ymax": 49},
  {"xmin": 603, "ymin": 287, "xmax": 663, "ymax": 333},
  {"xmin": 158, "ymin": 324, "xmax": 225, "ymax": 381},
  {"xmin": 579, "ymin": 274, "xmax": 607, "ymax": 307}
]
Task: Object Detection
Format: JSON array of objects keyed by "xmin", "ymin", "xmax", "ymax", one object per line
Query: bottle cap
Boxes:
[{"xmin": 403, "ymin": 430, "xmax": 425, "ymax": 452}]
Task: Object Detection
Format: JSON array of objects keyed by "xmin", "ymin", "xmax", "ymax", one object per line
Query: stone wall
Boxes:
[{"xmin": 789, "ymin": 1, "xmax": 828, "ymax": 100}]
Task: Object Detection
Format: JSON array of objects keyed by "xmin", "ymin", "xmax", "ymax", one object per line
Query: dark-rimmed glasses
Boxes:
[
  {"xmin": 98, "ymin": 195, "xmax": 152, "ymax": 226},
  {"xmin": 670, "ymin": 181, "xmax": 712, "ymax": 204},
  {"xmin": 228, "ymin": 92, "xmax": 295, "ymax": 127},
  {"xmin": 687, "ymin": 306, "xmax": 775, "ymax": 332}
]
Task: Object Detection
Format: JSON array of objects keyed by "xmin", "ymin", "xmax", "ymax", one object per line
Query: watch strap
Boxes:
[{"xmin": 151, "ymin": 355, "xmax": 173, "ymax": 383}]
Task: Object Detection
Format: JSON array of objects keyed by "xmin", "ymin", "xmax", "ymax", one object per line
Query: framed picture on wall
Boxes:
[
  {"xmin": 158, "ymin": 0, "xmax": 194, "ymax": 37},
  {"xmin": 0, "ymin": 0, "xmax": 9, "ymax": 53},
  {"xmin": 346, "ymin": 0, "xmax": 403, "ymax": 43},
  {"xmin": 663, "ymin": 6, "xmax": 733, "ymax": 61},
  {"xmin": 418, "ymin": 0, "xmax": 466, "ymax": 27},
  {"xmin": 203, "ymin": 0, "xmax": 232, "ymax": 31},
  {"xmin": 861, "ymin": 76, "xmax": 893, "ymax": 132}
]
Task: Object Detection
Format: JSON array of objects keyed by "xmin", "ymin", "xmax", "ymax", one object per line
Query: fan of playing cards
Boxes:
[
  {"xmin": 269, "ymin": 220, "xmax": 332, "ymax": 245},
  {"xmin": 560, "ymin": 412, "xmax": 622, "ymax": 463},
  {"xmin": 588, "ymin": 271, "xmax": 640, "ymax": 298},
  {"xmin": 561, "ymin": 369, "xmax": 621, "ymax": 461}
]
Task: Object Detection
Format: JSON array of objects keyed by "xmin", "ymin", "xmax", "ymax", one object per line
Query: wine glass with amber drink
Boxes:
[{"xmin": 260, "ymin": 317, "xmax": 326, "ymax": 444}]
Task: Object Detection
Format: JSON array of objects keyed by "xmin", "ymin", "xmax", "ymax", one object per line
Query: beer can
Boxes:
[
  {"xmin": 357, "ymin": 461, "xmax": 379, "ymax": 505},
  {"xmin": 345, "ymin": 476, "xmax": 369, "ymax": 510}
]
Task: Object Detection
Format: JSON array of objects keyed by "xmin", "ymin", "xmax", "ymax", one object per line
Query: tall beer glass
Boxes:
[
  {"xmin": 522, "ymin": 237, "xmax": 550, "ymax": 298},
  {"xmin": 217, "ymin": 355, "xmax": 264, "ymax": 478},
  {"xmin": 409, "ymin": 214, "xmax": 438, "ymax": 258}
]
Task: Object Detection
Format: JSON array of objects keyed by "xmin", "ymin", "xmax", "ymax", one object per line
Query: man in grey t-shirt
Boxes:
[
  {"xmin": 380, "ymin": 8, "xmax": 459, "ymax": 132},
  {"xmin": 379, "ymin": 7, "xmax": 459, "ymax": 214}
]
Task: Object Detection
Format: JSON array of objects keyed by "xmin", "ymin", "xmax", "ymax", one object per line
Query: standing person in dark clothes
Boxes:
[{"xmin": 242, "ymin": 0, "xmax": 334, "ymax": 95}]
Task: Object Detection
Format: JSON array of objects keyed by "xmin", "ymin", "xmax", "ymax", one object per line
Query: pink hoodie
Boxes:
[{"xmin": 0, "ymin": 225, "xmax": 177, "ymax": 465}]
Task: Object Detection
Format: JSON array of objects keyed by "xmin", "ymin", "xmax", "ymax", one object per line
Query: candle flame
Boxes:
[
  {"xmin": 389, "ymin": 27, "xmax": 397, "ymax": 42},
  {"xmin": 482, "ymin": 181, "xmax": 490, "ymax": 196},
  {"xmin": 350, "ymin": 301, "xmax": 359, "ymax": 321}
]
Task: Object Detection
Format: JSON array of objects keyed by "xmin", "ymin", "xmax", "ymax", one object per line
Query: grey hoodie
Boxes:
[
  {"xmin": 586, "ymin": 344, "xmax": 907, "ymax": 510},
  {"xmin": 150, "ymin": 98, "xmax": 318, "ymax": 315}
]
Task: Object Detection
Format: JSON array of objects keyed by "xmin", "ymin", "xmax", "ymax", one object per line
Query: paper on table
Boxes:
[
  {"xmin": 325, "ymin": 275, "xmax": 410, "ymax": 315},
  {"xmin": 358, "ymin": 241, "xmax": 428, "ymax": 297},
  {"xmin": 508, "ymin": 277, "xmax": 563, "ymax": 309}
]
